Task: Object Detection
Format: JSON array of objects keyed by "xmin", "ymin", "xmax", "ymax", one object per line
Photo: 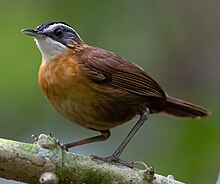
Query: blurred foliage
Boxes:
[{"xmin": 0, "ymin": 0, "xmax": 219, "ymax": 183}]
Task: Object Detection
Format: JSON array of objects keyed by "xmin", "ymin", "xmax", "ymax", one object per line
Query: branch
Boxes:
[{"xmin": 0, "ymin": 134, "xmax": 184, "ymax": 184}]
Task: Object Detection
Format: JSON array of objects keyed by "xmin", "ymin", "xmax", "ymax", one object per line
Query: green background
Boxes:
[{"xmin": 0, "ymin": 0, "xmax": 219, "ymax": 183}]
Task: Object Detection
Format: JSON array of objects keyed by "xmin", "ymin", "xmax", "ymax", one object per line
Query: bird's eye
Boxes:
[{"xmin": 53, "ymin": 28, "xmax": 63, "ymax": 38}]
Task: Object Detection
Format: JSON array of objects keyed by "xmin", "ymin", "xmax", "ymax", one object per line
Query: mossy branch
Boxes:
[{"xmin": 0, "ymin": 134, "xmax": 184, "ymax": 184}]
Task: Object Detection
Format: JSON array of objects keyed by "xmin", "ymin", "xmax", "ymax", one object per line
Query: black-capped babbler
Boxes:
[{"xmin": 22, "ymin": 22, "xmax": 209, "ymax": 167}]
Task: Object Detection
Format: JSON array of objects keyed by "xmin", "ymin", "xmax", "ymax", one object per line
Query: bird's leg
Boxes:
[
  {"xmin": 61, "ymin": 130, "xmax": 110, "ymax": 151},
  {"xmin": 92, "ymin": 107, "xmax": 150, "ymax": 167}
]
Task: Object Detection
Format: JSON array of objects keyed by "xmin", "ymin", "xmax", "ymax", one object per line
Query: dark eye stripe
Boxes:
[
  {"xmin": 53, "ymin": 28, "xmax": 63, "ymax": 38},
  {"xmin": 35, "ymin": 22, "xmax": 84, "ymax": 45}
]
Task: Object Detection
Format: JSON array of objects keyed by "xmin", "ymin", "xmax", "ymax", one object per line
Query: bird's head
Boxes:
[{"xmin": 22, "ymin": 22, "xmax": 84, "ymax": 60}]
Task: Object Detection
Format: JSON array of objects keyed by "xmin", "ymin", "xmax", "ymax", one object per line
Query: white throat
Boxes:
[{"xmin": 34, "ymin": 37, "xmax": 67, "ymax": 61}]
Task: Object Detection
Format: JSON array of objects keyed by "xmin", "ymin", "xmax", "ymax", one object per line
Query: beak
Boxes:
[{"xmin": 21, "ymin": 29, "xmax": 44, "ymax": 38}]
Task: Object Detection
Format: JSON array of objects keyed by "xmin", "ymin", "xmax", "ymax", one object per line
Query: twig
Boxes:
[{"xmin": 0, "ymin": 134, "xmax": 184, "ymax": 184}]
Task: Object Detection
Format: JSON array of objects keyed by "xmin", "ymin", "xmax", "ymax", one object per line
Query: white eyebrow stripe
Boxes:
[
  {"xmin": 45, "ymin": 23, "xmax": 83, "ymax": 41},
  {"xmin": 46, "ymin": 23, "xmax": 74, "ymax": 32}
]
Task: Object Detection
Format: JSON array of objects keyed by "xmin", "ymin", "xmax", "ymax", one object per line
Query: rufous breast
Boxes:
[{"xmin": 38, "ymin": 53, "xmax": 103, "ymax": 128}]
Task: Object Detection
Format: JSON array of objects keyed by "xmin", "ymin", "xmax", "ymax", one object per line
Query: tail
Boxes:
[{"xmin": 163, "ymin": 95, "xmax": 210, "ymax": 118}]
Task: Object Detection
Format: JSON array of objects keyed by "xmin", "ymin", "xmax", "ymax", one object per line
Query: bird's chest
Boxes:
[
  {"xmin": 38, "ymin": 56, "xmax": 81, "ymax": 98},
  {"xmin": 38, "ymin": 56, "xmax": 97, "ymax": 124}
]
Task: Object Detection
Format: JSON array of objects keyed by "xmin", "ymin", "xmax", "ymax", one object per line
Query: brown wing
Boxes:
[{"xmin": 77, "ymin": 46, "xmax": 166, "ymax": 98}]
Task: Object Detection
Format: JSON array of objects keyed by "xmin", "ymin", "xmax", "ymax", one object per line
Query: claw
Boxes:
[
  {"xmin": 90, "ymin": 155, "xmax": 136, "ymax": 168},
  {"xmin": 31, "ymin": 134, "xmax": 39, "ymax": 142},
  {"xmin": 60, "ymin": 143, "xmax": 69, "ymax": 151}
]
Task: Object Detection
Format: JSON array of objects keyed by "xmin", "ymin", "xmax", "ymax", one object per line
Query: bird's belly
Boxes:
[
  {"xmin": 47, "ymin": 86, "xmax": 135, "ymax": 130},
  {"xmin": 41, "ymin": 79, "xmax": 110, "ymax": 129},
  {"xmin": 38, "ymin": 57, "xmax": 138, "ymax": 130},
  {"xmin": 39, "ymin": 74, "xmax": 135, "ymax": 130},
  {"xmin": 50, "ymin": 90, "xmax": 105, "ymax": 129}
]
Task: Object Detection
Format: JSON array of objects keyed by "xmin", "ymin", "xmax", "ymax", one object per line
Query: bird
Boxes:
[{"xmin": 21, "ymin": 21, "xmax": 209, "ymax": 166}]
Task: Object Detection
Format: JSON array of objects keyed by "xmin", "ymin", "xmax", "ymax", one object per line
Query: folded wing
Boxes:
[{"xmin": 78, "ymin": 46, "xmax": 166, "ymax": 99}]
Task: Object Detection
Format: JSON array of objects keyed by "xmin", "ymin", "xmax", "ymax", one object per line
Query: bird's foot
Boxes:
[
  {"xmin": 59, "ymin": 143, "xmax": 69, "ymax": 151},
  {"xmin": 91, "ymin": 154, "xmax": 138, "ymax": 168}
]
